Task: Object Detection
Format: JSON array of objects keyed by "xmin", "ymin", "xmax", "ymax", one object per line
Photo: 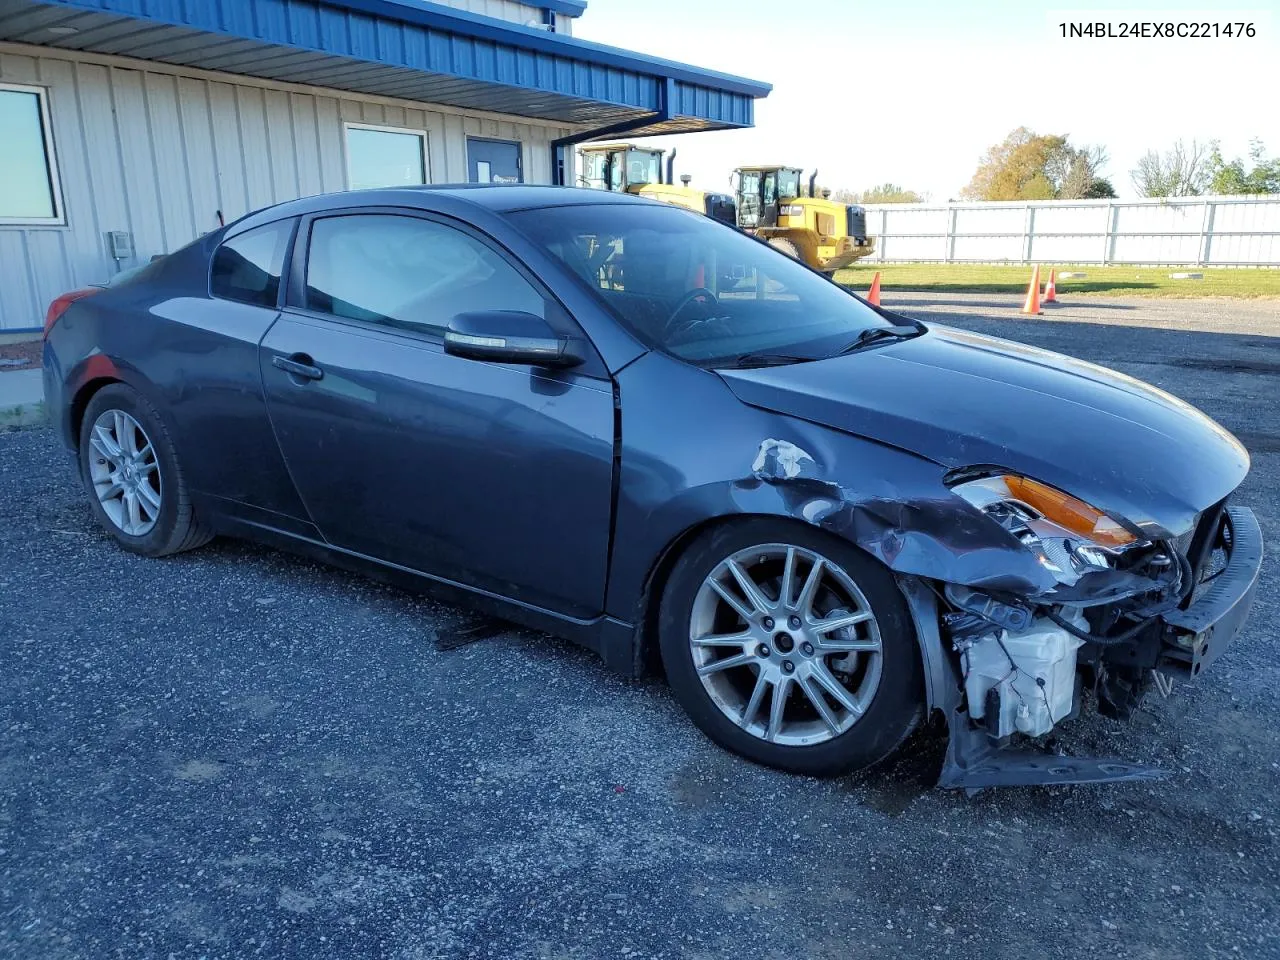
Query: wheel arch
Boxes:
[
  {"xmin": 649, "ymin": 513, "xmax": 928, "ymax": 775},
  {"xmin": 69, "ymin": 377, "xmax": 123, "ymax": 452},
  {"xmin": 634, "ymin": 513, "xmax": 746, "ymax": 675},
  {"xmin": 633, "ymin": 511, "xmax": 895, "ymax": 676},
  {"xmin": 67, "ymin": 364, "xmax": 170, "ymax": 453},
  {"xmin": 633, "ymin": 510, "xmax": 955, "ymax": 721}
]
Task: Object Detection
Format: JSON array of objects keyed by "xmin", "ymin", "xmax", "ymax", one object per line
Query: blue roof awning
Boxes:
[{"xmin": 0, "ymin": 0, "xmax": 769, "ymax": 134}]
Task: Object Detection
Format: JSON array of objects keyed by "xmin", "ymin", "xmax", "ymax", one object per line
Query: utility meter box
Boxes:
[{"xmin": 106, "ymin": 231, "xmax": 134, "ymax": 261}]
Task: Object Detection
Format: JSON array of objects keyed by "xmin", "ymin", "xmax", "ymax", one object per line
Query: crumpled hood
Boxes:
[{"xmin": 719, "ymin": 324, "xmax": 1249, "ymax": 538}]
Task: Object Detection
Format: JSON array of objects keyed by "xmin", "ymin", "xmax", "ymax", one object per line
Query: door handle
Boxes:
[{"xmin": 273, "ymin": 354, "xmax": 324, "ymax": 382}]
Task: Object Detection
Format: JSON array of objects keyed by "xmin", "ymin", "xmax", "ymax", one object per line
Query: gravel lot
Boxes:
[{"xmin": 3, "ymin": 294, "xmax": 1279, "ymax": 959}]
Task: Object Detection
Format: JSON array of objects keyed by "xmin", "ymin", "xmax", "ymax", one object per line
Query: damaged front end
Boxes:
[
  {"xmin": 923, "ymin": 492, "xmax": 1263, "ymax": 791},
  {"xmin": 745, "ymin": 438, "xmax": 1263, "ymax": 791}
]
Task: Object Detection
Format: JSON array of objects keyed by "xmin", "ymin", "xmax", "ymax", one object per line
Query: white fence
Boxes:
[{"xmin": 861, "ymin": 196, "xmax": 1280, "ymax": 266}]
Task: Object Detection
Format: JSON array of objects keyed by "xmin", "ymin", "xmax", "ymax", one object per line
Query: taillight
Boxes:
[{"xmin": 44, "ymin": 288, "xmax": 100, "ymax": 339}]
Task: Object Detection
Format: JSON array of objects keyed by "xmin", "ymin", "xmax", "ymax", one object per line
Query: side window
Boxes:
[
  {"xmin": 581, "ymin": 151, "xmax": 607, "ymax": 190},
  {"xmin": 211, "ymin": 221, "xmax": 293, "ymax": 307},
  {"xmin": 304, "ymin": 215, "xmax": 545, "ymax": 335}
]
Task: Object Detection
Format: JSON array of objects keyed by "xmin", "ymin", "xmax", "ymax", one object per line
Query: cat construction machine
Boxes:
[
  {"xmin": 577, "ymin": 143, "xmax": 737, "ymax": 226},
  {"xmin": 732, "ymin": 165, "xmax": 875, "ymax": 272}
]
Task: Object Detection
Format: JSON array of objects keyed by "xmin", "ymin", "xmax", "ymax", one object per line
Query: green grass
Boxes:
[
  {"xmin": 0, "ymin": 401, "xmax": 46, "ymax": 430},
  {"xmin": 832, "ymin": 263, "xmax": 1280, "ymax": 299}
]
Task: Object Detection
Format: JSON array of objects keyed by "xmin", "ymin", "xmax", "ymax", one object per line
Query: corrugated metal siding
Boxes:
[
  {"xmin": 671, "ymin": 81, "xmax": 753, "ymax": 128},
  {"xmin": 0, "ymin": 48, "xmax": 571, "ymax": 330},
  {"xmin": 0, "ymin": 0, "xmax": 762, "ymax": 127}
]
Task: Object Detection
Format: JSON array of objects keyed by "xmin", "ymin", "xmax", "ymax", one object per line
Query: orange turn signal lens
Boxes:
[{"xmin": 1003, "ymin": 476, "xmax": 1137, "ymax": 548}]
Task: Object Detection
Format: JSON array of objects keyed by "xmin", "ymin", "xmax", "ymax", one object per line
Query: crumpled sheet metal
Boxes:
[
  {"xmin": 745, "ymin": 438, "xmax": 1061, "ymax": 597},
  {"xmin": 747, "ymin": 438, "xmax": 1173, "ymax": 605}
]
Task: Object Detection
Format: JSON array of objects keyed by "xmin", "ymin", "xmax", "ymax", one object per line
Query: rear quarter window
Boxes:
[{"xmin": 211, "ymin": 220, "xmax": 294, "ymax": 307}]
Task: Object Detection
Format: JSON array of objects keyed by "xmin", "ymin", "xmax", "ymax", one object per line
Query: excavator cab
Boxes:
[
  {"xmin": 577, "ymin": 143, "xmax": 738, "ymax": 227},
  {"xmin": 733, "ymin": 166, "xmax": 803, "ymax": 230},
  {"xmin": 578, "ymin": 144, "xmax": 664, "ymax": 192},
  {"xmin": 732, "ymin": 164, "xmax": 875, "ymax": 272}
]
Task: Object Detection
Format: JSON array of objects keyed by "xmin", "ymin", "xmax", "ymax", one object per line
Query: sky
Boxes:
[{"xmin": 574, "ymin": 0, "xmax": 1280, "ymax": 200}]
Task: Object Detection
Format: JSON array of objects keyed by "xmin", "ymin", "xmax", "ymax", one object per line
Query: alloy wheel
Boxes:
[
  {"xmin": 88, "ymin": 409, "xmax": 162, "ymax": 537},
  {"xmin": 688, "ymin": 543, "xmax": 883, "ymax": 747}
]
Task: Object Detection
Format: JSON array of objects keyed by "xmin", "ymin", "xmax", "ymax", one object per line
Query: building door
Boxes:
[{"xmin": 467, "ymin": 137, "xmax": 522, "ymax": 184}]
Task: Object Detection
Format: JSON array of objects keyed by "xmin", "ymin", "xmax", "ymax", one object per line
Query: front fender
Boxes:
[{"xmin": 605, "ymin": 352, "xmax": 1056, "ymax": 624}]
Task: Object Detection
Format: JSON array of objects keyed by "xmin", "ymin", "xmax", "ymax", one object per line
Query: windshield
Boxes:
[
  {"xmin": 776, "ymin": 168, "xmax": 802, "ymax": 199},
  {"xmin": 624, "ymin": 149, "xmax": 661, "ymax": 187},
  {"xmin": 508, "ymin": 203, "xmax": 896, "ymax": 365}
]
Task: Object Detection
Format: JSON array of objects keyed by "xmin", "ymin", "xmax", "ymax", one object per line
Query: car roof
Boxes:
[
  {"xmin": 422, "ymin": 184, "xmax": 655, "ymax": 211},
  {"xmin": 231, "ymin": 184, "xmax": 651, "ymax": 228}
]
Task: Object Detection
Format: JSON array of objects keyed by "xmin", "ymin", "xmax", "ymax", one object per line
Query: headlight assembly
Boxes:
[{"xmin": 950, "ymin": 473, "xmax": 1146, "ymax": 585}]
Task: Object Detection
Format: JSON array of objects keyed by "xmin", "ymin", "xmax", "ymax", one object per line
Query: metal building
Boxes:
[{"xmin": 0, "ymin": 0, "xmax": 770, "ymax": 331}]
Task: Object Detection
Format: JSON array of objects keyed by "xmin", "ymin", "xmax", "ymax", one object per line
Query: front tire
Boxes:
[
  {"xmin": 767, "ymin": 237, "xmax": 801, "ymax": 260},
  {"xmin": 78, "ymin": 383, "xmax": 213, "ymax": 557},
  {"xmin": 659, "ymin": 520, "xmax": 923, "ymax": 776}
]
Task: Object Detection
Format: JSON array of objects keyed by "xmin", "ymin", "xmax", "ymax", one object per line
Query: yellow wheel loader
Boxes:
[
  {"xmin": 732, "ymin": 165, "xmax": 875, "ymax": 272},
  {"xmin": 577, "ymin": 144, "xmax": 737, "ymax": 226}
]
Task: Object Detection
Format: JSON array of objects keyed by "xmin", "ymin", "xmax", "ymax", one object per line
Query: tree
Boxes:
[
  {"xmin": 1050, "ymin": 144, "xmax": 1110, "ymax": 199},
  {"xmin": 845, "ymin": 183, "xmax": 925, "ymax": 204},
  {"xmin": 1083, "ymin": 176, "xmax": 1118, "ymax": 199},
  {"xmin": 1207, "ymin": 140, "xmax": 1280, "ymax": 195},
  {"xmin": 1130, "ymin": 139, "xmax": 1212, "ymax": 197},
  {"xmin": 826, "ymin": 185, "xmax": 925, "ymax": 204},
  {"xmin": 963, "ymin": 128, "xmax": 1110, "ymax": 200}
]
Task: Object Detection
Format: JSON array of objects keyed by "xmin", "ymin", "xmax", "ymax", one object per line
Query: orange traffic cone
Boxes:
[
  {"xmin": 1043, "ymin": 268, "xmax": 1058, "ymax": 304},
  {"xmin": 867, "ymin": 271, "xmax": 882, "ymax": 307},
  {"xmin": 1021, "ymin": 265, "xmax": 1043, "ymax": 315}
]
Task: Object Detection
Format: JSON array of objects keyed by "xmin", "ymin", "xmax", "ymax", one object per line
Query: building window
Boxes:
[
  {"xmin": 0, "ymin": 83, "xmax": 64, "ymax": 224},
  {"xmin": 345, "ymin": 124, "xmax": 428, "ymax": 191}
]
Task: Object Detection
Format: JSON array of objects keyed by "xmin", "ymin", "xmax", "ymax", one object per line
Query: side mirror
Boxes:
[{"xmin": 444, "ymin": 311, "xmax": 585, "ymax": 369}]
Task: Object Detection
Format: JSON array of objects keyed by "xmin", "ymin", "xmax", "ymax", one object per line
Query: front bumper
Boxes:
[
  {"xmin": 1160, "ymin": 505, "xmax": 1263, "ymax": 677},
  {"xmin": 938, "ymin": 504, "xmax": 1262, "ymax": 791}
]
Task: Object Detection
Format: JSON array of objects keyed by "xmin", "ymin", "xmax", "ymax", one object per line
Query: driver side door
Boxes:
[{"xmin": 259, "ymin": 209, "xmax": 616, "ymax": 618}]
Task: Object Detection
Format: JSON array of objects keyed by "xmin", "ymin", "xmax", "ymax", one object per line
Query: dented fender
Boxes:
[
  {"xmin": 604, "ymin": 352, "xmax": 1058, "ymax": 624},
  {"xmin": 741, "ymin": 434, "xmax": 1058, "ymax": 595}
]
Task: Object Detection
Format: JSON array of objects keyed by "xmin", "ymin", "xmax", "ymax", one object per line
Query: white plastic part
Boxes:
[{"xmin": 963, "ymin": 612, "xmax": 1087, "ymax": 739}]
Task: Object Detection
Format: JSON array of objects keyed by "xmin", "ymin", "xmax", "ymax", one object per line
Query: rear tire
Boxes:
[
  {"xmin": 658, "ymin": 519, "xmax": 923, "ymax": 777},
  {"xmin": 78, "ymin": 383, "xmax": 213, "ymax": 557}
]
